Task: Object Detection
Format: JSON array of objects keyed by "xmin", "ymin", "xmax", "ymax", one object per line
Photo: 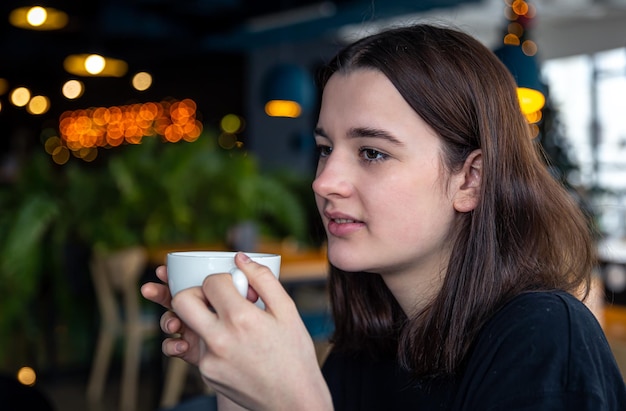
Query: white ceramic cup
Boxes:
[{"xmin": 167, "ymin": 251, "xmax": 281, "ymax": 307}]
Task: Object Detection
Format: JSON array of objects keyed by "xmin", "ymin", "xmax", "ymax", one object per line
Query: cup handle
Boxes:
[{"xmin": 229, "ymin": 268, "xmax": 249, "ymax": 298}]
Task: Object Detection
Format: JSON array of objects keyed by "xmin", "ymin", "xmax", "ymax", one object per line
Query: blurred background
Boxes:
[{"xmin": 1, "ymin": 0, "xmax": 626, "ymax": 410}]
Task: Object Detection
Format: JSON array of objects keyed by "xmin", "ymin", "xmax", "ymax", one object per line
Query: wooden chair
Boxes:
[
  {"xmin": 86, "ymin": 246, "xmax": 156, "ymax": 411},
  {"xmin": 160, "ymin": 357, "xmax": 195, "ymax": 409}
]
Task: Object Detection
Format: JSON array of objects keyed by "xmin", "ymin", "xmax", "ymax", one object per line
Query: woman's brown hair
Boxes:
[{"xmin": 318, "ymin": 23, "xmax": 596, "ymax": 378}]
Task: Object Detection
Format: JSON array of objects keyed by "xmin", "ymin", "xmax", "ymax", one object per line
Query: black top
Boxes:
[{"xmin": 322, "ymin": 291, "xmax": 626, "ymax": 410}]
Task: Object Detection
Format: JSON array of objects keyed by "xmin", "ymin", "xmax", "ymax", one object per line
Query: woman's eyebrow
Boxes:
[
  {"xmin": 348, "ymin": 127, "xmax": 404, "ymax": 146},
  {"xmin": 314, "ymin": 126, "xmax": 405, "ymax": 146}
]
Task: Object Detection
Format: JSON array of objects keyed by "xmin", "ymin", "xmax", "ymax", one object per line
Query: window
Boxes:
[{"xmin": 543, "ymin": 48, "xmax": 626, "ymax": 237}]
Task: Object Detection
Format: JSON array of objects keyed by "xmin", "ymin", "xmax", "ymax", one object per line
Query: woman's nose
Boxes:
[{"xmin": 312, "ymin": 155, "xmax": 352, "ymax": 198}]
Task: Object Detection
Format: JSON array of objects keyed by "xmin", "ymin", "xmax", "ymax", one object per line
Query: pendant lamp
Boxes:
[
  {"xmin": 63, "ymin": 53, "xmax": 128, "ymax": 77},
  {"xmin": 261, "ymin": 64, "xmax": 316, "ymax": 118},
  {"xmin": 9, "ymin": 5, "xmax": 68, "ymax": 30},
  {"xmin": 494, "ymin": 44, "xmax": 546, "ymax": 115}
]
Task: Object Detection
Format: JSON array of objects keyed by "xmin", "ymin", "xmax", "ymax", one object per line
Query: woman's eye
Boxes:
[
  {"xmin": 360, "ymin": 148, "xmax": 387, "ymax": 161},
  {"xmin": 317, "ymin": 145, "xmax": 332, "ymax": 157}
]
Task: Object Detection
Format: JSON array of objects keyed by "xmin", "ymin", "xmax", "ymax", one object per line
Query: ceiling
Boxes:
[
  {"xmin": 334, "ymin": 0, "xmax": 626, "ymax": 61},
  {"xmin": 1, "ymin": 0, "xmax": 626, "ymax": 147},
  {"xmin": 0, "ymin": 1, "xmax": 484, "ymax": 119},
  {"xmin": 0, "ymin": 0, "xmax": 480, "ymax": 76},
  {"xmin": 1, "ymin": 0, "xmax": 625, "ymax": 87}
]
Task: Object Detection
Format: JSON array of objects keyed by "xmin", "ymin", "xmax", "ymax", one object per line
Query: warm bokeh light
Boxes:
[
  {"xmin": 9, "ymin": 6, "xmax": 68, "ymax": 30},
  {"xmin": 27, "ymin": 95, "xmax": 50, "ymax": 115},
  {"xmin": 507, "ymin": 22, "xmax": 524, "ymax": 37},
  {"xmin": 503, "ymin": 33, "xmax": 520, "ymax": 46},
  {"xmin": 524, "ymin": 2, "xmax": 536, "ymax": 18},
  {"xmin": 220, "ymin": 114, "xmax": 244, "ymax": 133},
  {"xmin": 52, "ymin": 145, "xmax": 71, "ymax": 165},
  {"xmin": 82, "ymin": 148, "xmax": 98, "ymax": 162},
  {"xmin": 512, "ymin": 0, "xmax": 529, "ymax": 16},
  {"xmin": 132, "ymin": 72, "xmax": 153, "ymax": 91},
  {"xmin": 17, "ymin": 367, "xmax": 36, "ymax": 386},
  {"xmin": 85, "ymin": 54, "xmax": 106, "ymax": 75},
  {"xmin": 10, "ymin": 87, "xmax": 31, "ymax": 107},
  {"xmin": 525, "ymin": 109, "xmax": 543, "ymax": 124},
  {"xmin": 521, "ymin": 40, "xmax": 538, "ymax": 57},
  {"xmin": 504, "ymin": 7, "xmax": 518, "ymax": 21},
  {"xmin": 265, "ymin": 100, "xmax": 302, "ymax": 118},
  {"xmin": 62, "ymin": 80, "xmax": 84, "ymax": 99},
  {"xmin": 64, "ymin": 54, "xmax": 128, "ymax": 77},
  {"xmin": 517, "ymin": 87, "xmax": 546, "ymax": 115},
  {"xmin": 26, "ymin": 6, "xmax": 47, "ymax": 26},
  {"xmin": 58, "ymin": 99, "xmax": 203, "ymax": 157},
  {"xmin": 44, "ymin": 136, "xmax": 61, "ymax": 154}
]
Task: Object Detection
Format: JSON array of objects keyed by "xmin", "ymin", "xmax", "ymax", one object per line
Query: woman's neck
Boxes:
[{"xmin": 379, "ymin": 258, "xmax": 448, "ymax": 316}]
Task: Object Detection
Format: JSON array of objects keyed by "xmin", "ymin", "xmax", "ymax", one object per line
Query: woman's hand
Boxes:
[
  {"xmin": 141, "ymin": 265, "xmax": 205, "ymax": 365},
  {"xmin": 171, "ymin": 252, "xmax": 333, "ymax": 410}
]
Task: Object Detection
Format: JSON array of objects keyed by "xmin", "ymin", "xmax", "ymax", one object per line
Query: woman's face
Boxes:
[{"xmin": 313, "ymin": 69, "xmax": 460, "ymax": 299}]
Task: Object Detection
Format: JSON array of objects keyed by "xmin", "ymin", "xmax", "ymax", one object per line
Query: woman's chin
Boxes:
[{"xmin": 328, "ymin": 253, "xmax": 368, "ymax": 274}]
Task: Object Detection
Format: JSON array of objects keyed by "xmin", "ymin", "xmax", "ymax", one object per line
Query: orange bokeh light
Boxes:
[
  {"xmin": 512, "ymin": 0, "xmax": 529, "ymax": 16},
  {"xmin": 58, "ymin": 99, "xmax": 201, "ymax": 155}
]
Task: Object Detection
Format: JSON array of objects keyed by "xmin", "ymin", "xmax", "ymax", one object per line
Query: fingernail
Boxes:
[
  {"xmin": 175, "ymin": 342, "xmax": 185, "ymax": 353},
  {"xmin": 238, "ymin": 252, "xmax": 251, "ymax": 263},
  {"xmin": 164, "ymin": 319, "xmax": 173, "ymax": 332}
]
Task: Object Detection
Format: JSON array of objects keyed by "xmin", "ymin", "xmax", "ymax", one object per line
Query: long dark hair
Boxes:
[{"xmin": 319, "ymin": 23, "xmax": 595, "ymax": 377}]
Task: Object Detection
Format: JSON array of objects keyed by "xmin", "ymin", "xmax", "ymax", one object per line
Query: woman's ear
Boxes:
[{"xmin": 452, "ymin": 149, "xmax": 482, "ymax": 213}]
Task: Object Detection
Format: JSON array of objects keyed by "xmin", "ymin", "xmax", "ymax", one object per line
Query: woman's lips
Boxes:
[{"xmin": 327, "ymin": 217, "xmax": 365, "ymax": 237}]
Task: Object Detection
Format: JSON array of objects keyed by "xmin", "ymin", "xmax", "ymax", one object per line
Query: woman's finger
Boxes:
[
  {"xmin": 162, "ymin": 337, "xmax": 189, "ymax": 357},
  {"xmin": 201, "ymin": 273, "xmax": 249, "ymax": 318},
  {"xmin": 171, "ymin": 286, "xmax": 219, "ymax": 340},
  {"xmin": 141, "ymin": 265, "xmax": 173, "ymax": 308},
  {"xmin": 140, "ymin": 281, "xmax": 172, "ymax": 309},
  {"xmin": 160, "ymin": 310, "xmax": 183, "ymax": 335},
  {"xmin": 234, "ymin": 252, "xmax": 294, "ymax": 315},
  {"xmin": 155, "ymin": 265, "xmax": 169, "ymax": 283}
]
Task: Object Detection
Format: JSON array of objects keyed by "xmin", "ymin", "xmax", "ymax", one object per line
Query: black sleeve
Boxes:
[{"xmin": 453, "ymin": 292, "xmax": 626, "ymax": 411}]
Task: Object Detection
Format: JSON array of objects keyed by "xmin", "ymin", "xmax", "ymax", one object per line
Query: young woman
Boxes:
[{"xmin": 141, "ymin": 24, "xmax": 626, "ymax": 410}]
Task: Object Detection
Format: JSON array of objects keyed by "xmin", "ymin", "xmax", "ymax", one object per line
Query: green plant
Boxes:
[
  {"xmin": 0, "ymin": 130, "xmax": 310, "ymax": 367},
  {"xmin": 81, "ymin": 133, "xmax": 308, "ymax": 249}
]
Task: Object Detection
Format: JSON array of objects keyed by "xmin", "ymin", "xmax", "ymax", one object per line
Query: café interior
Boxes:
[{"xmin": 2, "ymin": 0, "xmax": 626, "ymax": 410}]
